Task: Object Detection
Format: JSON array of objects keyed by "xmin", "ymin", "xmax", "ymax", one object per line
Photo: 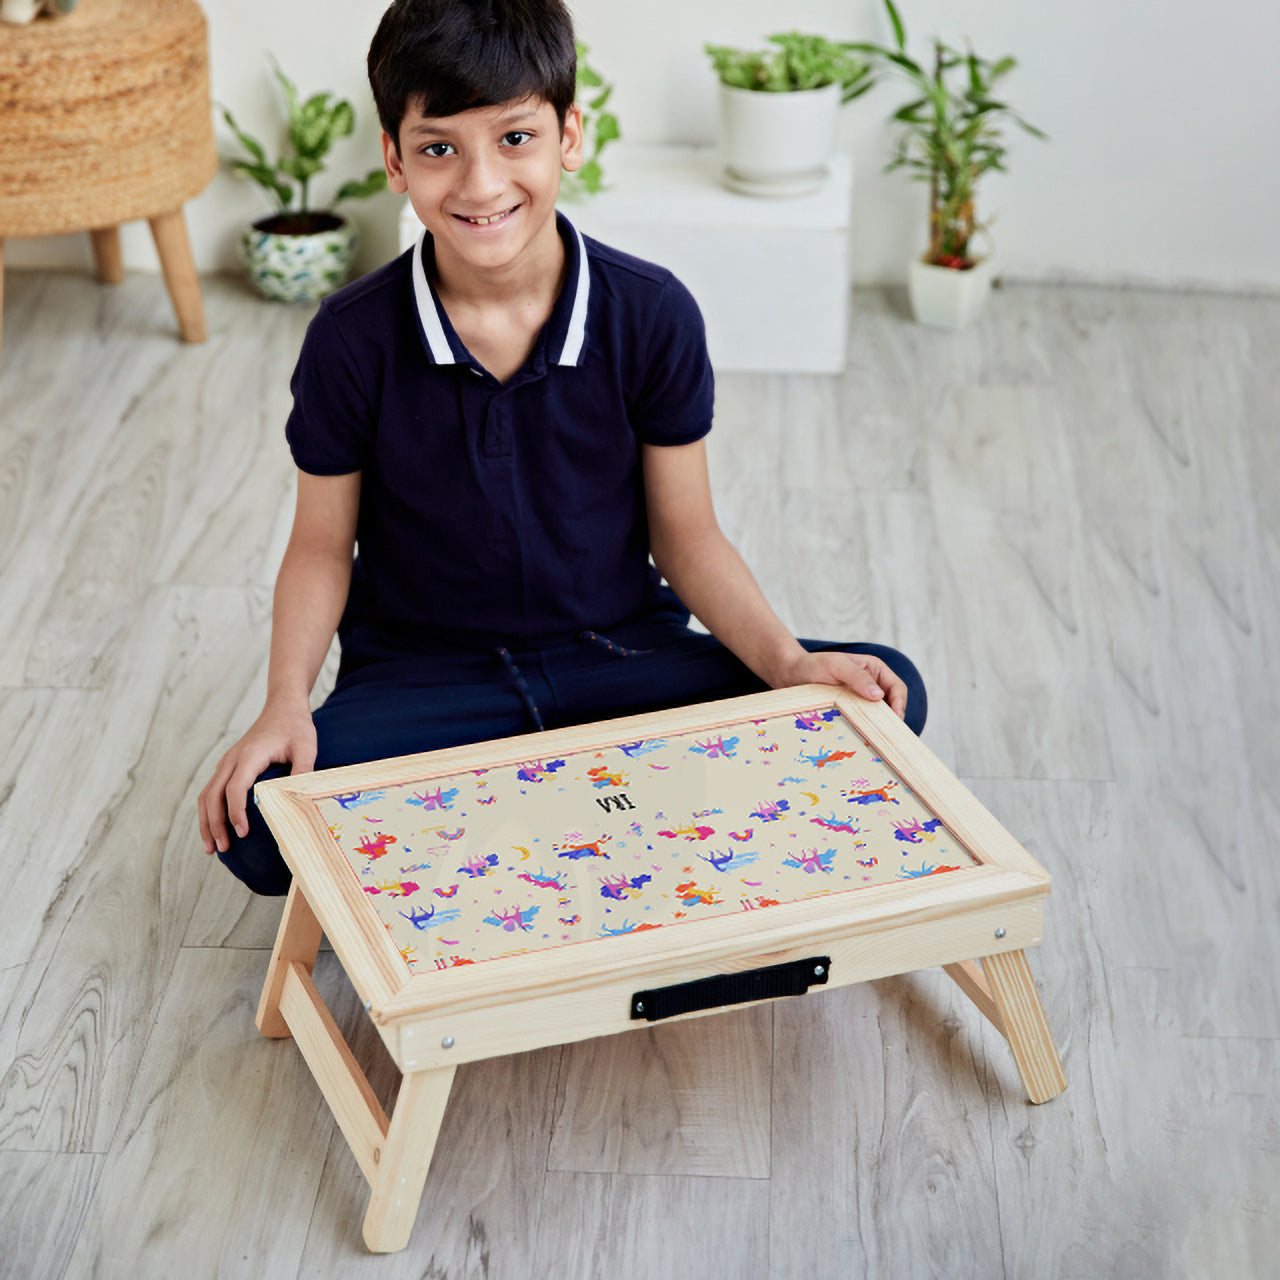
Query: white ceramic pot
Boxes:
[
  {"xmin": 240, "ymin": 213, "xmax": 358, "ymax": 304},
  {"xmin": 717, "ymin": 82, "xmax": 841, "ymax": 197},
  {"xmin": 907, "ymin": 255, "xmax": 996, "ymax": 330}
]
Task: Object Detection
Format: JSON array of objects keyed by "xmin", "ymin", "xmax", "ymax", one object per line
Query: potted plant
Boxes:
[
  {"xmin": 221, "ymin": 58, "xmax": 387, "ymax": 303},
  {"xmin": 704, "ymin": 32, "xmax": 873, "ymax": 197},
  {"xmin": 851, "ymin": 0, "xmax": 1045, "ymax": 328}
]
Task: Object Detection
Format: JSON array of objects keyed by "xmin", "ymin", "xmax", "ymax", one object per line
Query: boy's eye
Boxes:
[
  {"xmin": 501, "ymin": 131, "xmax": 532, "ymax": 147},
  {"xmin": 422, "ymin": 142, "xmax": 454, "ymax": 158}
]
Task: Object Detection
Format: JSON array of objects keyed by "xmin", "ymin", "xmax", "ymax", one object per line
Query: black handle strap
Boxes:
[{"xmin": 630, "ymin": 956, "xmax": 831, "ymax": 1023}]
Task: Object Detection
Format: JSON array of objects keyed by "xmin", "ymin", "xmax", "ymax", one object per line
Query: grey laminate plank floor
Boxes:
[{"xmin": 0, "ymin": 268, "xmax": 1275, "ymax": 1279}]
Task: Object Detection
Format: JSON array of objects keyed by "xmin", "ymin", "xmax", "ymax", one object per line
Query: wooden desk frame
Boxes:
[{"xmin": 254, "ymin": 685, "xmax": 1066, "ymax": 1253}]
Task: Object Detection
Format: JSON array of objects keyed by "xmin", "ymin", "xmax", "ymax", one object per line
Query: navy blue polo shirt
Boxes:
[{"xmin": 285, "ymin": 213, "xmax": 715, "ymax": 649}]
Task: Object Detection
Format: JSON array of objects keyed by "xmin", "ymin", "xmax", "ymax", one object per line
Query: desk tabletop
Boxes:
[{"xmin": 309, "ymin": 704, "xmax": 977, "ymax": 974}]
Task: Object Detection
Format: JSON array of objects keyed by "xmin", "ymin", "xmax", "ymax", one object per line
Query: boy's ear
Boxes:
[
  {"xmin": 560, "ymin": 104, "xmax": 585, "ymax": 174},
  {"xmin": 382, "ymin": 130, "xmax": 408, "ymax": 194}
]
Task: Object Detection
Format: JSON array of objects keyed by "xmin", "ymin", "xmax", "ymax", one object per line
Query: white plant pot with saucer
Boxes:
[
  {"xmin": 907, "ymin": 254, "xmax": 996, "ymax": 330},
  {"xmin": 717, "ymin": 82, "xmax": 841, "ymax": 197}
]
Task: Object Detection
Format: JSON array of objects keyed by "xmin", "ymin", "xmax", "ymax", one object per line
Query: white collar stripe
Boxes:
[
  {"xmin": 411, "ymin": 227, "xmax": 455, "ymax": 364},
  {"xmin": 411, "ymin": 221, "xmax": 589, "ymax": 368},
  {"xmin": 556, "ymin": 222, "xmax": 590, "ymax": 367}
]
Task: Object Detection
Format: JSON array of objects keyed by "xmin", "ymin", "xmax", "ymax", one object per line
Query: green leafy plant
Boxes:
[
  {"xmin": 562, "ymin": 40, "xmax": 621, "ymax": 198},
  {"xmin": 220, "ymin": 57, "xmax": 387, "ymax": 231},
  {"xmin": 704, "ymin": 32, "xmax": 873, "ymax": 102},
  {"xmin": 850, "ymin": 0, "xmax": 1045, "ymax": 268}
]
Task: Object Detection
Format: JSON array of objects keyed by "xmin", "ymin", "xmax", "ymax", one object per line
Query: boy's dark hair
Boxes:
[{"xmin": 369, "ymin": 0, "xmax": 577, "ymax": 150}]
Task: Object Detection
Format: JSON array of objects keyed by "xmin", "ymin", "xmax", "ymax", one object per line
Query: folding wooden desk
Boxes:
[{"xmin": 255, "ymin": 685, "xmax": 1065, "ymax": 1252}]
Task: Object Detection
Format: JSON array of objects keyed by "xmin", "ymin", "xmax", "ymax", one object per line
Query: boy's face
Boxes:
[{"xmin": 384, "ymin": 96, "xmax": 584, "ymax": 280}]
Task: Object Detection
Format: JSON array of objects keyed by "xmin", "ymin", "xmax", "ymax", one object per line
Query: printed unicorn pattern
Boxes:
[{"xmin": 313, "ymin": 707, "xmax": 976, "ymax": 973}]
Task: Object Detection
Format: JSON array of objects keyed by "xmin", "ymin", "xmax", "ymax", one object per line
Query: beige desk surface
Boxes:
[{"xmin": 310, "ymin": 705, "xmax": 979, "ymax": 975}]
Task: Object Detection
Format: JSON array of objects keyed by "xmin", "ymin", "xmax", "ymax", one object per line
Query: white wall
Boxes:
[{"xmin": 8, "ymin": 0, "xmax": 1279, "ymax": 291}]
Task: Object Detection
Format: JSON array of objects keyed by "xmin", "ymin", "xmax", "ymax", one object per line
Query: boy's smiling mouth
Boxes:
[{"xmin": 455, "ymin": 205, "xmax": 521, "ymax": 226}]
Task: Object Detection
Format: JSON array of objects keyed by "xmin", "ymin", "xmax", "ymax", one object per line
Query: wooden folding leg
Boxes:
[
  {"xmin": 362, "ymin": 1064, "xmax": 457, "ymax": 1253},
  {"xmin": 944, "ymin": 957, "xmax": 1001, "ymax": 1031},
  {"xmin": 979, "ymin": 950, "xmax": 1066, "ymax": 1103},
  {"xmin": 278, "ymin": 960, "xmax": 392, "ymax": 1180},
  {"xmin": 257, "ymin": 880, "xmax": 323, "ymax": 1038},
  {"xmin": 945, "ymin": 950, "xmax": 1066, "ymax": 1104},
  {"xmin": 257, "ymin": 882, "xmax": 455, "ymax": 1252}
]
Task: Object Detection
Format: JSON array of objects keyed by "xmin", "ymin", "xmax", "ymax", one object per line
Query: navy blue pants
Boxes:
[{"xmin": 218, "ymin": 617, "xmax": 927, "ymax": 895}]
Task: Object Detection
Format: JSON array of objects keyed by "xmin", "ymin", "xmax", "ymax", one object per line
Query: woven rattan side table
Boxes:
[{"xmin": 0, "ymin": 0, "xmax": 217, "ymax": 356}]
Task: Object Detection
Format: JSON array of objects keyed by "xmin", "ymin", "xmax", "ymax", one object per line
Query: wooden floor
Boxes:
[{"xmin": 1, "ymin": 267, "xmax": 1276, "ymax": 1279}]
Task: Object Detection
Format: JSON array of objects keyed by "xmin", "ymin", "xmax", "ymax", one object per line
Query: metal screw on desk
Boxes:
[
  {"xmin": 635, "ymin": 1001, "xmax": 644, "ymax": 1014},
  {"xmin": 994, "ymin": 927, "xmax": 1006, "ymax": 939},
  {"xmin": 441, "ymin": 1036, "xmax": 455, "ymax": 1050},
  {"xmin": 814, "ymin": 965, "xmax": 825, "ymax": 976}
]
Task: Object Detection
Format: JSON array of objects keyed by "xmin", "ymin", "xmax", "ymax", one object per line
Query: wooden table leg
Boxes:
[
  {"xmin": 362, "ymin": 1063, "xmax": 457, "ymax": 1253},
  {"xmin": 257, "ymin": 880, "xmax": 323, "ymax": 1038},
  {"xmin": 147, "ymin": 207, "xmax": 207, "ymax": 343},
  {"xmin": 945, "ymin": 953, "xmax": 1066, "ymax": 1103},
  {"xmin": 265, "ymin": 932, "xmax": 456, "ymax": 1253},
  {"xmin": 89, "ymin": 226, "xmax": 125, "ymax": 284},
  {"xmin": 973, "ymin": 949, "xmax": 1067, "ymax": 1104},
  {"xmin": 943, "ymin": 957, "xmax": 1002, "ymax": 1031}
]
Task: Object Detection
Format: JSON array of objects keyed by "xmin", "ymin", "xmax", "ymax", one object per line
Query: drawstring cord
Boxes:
[
  {"xmin": 495, "ymin": 646, "xmax": 545, "ymax": 731},
  {"xmin": 495, "ymin": 632, "xmax": 654, "ymax": 732},
  {"xmin": 576, "ymin": 630, "xmax": 652, "ymax": 658}
]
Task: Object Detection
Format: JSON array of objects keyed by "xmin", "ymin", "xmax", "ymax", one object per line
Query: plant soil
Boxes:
[
  {"xmin": 927, "ymin": 254, "xmax": 976, "ymax": 270},
  {"xmin": 252, "ymin": 212, "xmax": 346, "ymax": 236}
]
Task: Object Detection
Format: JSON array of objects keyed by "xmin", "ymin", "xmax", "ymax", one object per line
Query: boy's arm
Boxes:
[
  {"xmin": 198, "ymin": 468, "xmax": 361, "ymax": 855},
  {"xmin": 642, "ymin": 440, "xmax": 906, "ymax": 717}
]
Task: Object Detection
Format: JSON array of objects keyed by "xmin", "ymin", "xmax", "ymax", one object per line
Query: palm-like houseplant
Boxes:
[
  {"xmin": 852, "ymin": 0, "xmax": 1045, "ymax": 324},
  {"xmin": 221, "ymin": 58, "xmax": 387, "ymax": 302}
]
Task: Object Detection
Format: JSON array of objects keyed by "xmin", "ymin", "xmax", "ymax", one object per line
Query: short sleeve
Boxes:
[
  {"xmin": 284, "ymin": 302, "xmax": 374, "ymax": 475},
  {"xmin": 629, "ymin": 273, "xmax": 715, "ymax": 446}
]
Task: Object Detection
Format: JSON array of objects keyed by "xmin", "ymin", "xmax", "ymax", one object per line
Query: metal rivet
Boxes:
[
  {"xmin": 441, "ymin": 1036, "xmax": 455, "ymax": 1049},
  {"xmin": 635, "ymin": 1001, "xmax": 644, "ymax": 1013},
  {"xmin": 814, "ymin": 965, "xmax": 825, "ymax": 976},
  {"xmin": 994, "ymin": 927, "xmax": 1007, "ymax": 939}
]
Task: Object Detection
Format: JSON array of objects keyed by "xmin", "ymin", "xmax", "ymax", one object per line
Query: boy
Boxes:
[{"xmin": 198, "ymin": 0, "xmax": 926, "ymax": 895}]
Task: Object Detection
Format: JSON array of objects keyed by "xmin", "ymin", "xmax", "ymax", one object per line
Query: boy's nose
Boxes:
[{"xmin": 457, "ymin": 153, "xmax": 507, "ymax": 207}]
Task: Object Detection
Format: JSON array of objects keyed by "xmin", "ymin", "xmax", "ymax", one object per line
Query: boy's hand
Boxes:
[
  {"xmin": 198, "ymin": 701, "xmax": 318, "ymax": 856},
  {"xmin": 774, "ymin": 650, "xmax": 908, "ymax": 720}
]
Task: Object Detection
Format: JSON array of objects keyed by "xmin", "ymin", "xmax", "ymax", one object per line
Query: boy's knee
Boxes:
[
  {"xmin": 215, "ymin": 765, "xmax": 292, "ymax": 896},
  {"xmin": 901, "ymin": 671, "xmax": 928, "ymax": 737},
  {"xmin": 216, "ymin": 819, "xmax": 291, "ymax": 896},
  {"xmin": 874, "ymin": 645, "xmax": 928, "ymax": 737},
  {"xmin": 798, "ymin": 638, "xmax": 928, "ymax": 738}
]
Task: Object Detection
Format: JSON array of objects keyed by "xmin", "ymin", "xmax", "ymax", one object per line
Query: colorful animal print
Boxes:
[{"xmin": 314, "ymin": 706, "xmax": 973, "ymax": 972}]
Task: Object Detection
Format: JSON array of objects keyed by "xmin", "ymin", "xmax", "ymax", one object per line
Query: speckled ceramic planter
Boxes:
[{"xmin": 240, "ymin": 213, "xmax": 357, "ymax": 303}]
